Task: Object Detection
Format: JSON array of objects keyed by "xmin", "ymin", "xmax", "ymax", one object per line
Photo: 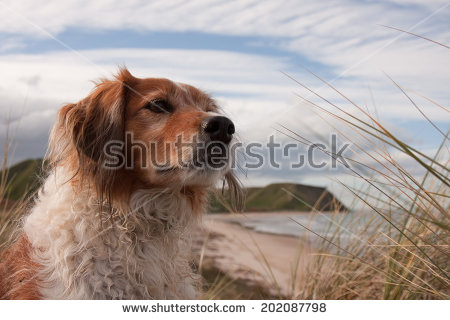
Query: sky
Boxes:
[{"xmin": 0, "ymin": 0, "xmax": 449, "ymax": 199}]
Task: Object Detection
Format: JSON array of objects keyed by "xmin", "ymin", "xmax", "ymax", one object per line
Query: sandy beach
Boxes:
[{"xmin": 194, "ymin": 213, "xmax": 314, "ymax": 298}]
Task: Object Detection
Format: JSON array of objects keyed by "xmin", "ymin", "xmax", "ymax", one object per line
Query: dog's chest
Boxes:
[
  {"xmin": 24, "ymin": 185, "xmax": 198, "ymax": 299},
  {"xmin": 65, "ymin": 225, "xmax": 189, "ymax": 299}
]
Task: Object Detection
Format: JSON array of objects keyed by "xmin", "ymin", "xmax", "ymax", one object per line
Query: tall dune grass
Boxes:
[
  {"xmin": 0, "ymin": 126, "xmax": 22, "ymax": 252},
  {"xmin": 277, "ymin": 63, "xmax": 449, "ymax": 299}
]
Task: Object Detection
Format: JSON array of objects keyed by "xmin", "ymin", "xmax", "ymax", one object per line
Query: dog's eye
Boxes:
[{"xmin": 144, "ymin": 99, "xmax": 173, "ymax": 113}]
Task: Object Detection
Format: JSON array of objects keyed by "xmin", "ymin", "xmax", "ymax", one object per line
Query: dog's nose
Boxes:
[{"xmin": 201, "ymin": 116, "xmax": 235, "ymax": 144}]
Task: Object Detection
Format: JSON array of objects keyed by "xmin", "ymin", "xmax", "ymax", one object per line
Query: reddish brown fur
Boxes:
[{"xmin": 0, "ymin": 236, "xmax": 41, "ymax": 299}]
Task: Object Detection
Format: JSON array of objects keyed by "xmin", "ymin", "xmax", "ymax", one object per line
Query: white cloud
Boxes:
[
  {"xmin": 1, "ymin": 0, "xmax": 449, "ymax": 113},
  {"xmin": 1, "ymin": 0, "xmax": 448, "ymax": 118},
  {"xmin": 1, "ymin": 1, "xmax": 447, "ymax": 36}
]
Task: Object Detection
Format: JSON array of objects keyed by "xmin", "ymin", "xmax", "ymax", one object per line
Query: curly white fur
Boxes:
[{"xmin": 23, "ymin": 168, "xmax": 200, "ymax": 299}]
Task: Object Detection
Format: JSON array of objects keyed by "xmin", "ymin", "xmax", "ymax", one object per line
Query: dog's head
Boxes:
[{"xmin": 50, "ymin": 68, "xmax": 242, "ymax": 210}]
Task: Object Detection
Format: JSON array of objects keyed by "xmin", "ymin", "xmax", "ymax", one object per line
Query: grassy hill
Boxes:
[
  {"xmin": 2, "ymin": 159, "xmax": 45, "ymax": 201},
  {"xmin": 2, "ymin": 159, "xmax": 346, "ymax": 212},
  {"xmin": 209, "ymin": 182, "xmax": 346, "ymax": 213}
]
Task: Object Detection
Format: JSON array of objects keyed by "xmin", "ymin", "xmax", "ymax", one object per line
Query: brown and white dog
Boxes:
[{"xmin": 0, "ymin": 68, "xmax": 242, "ymax": 299}]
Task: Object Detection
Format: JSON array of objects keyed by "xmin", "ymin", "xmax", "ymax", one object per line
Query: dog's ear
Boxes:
[
  {"xmin": 49, "ymin": 68, "xmax": 137, "ymax": 208},
  {"xmin": 60, "ymin": 68, "xmax": 136, "ymax": 163},
  {"xmin": 224, "ymin": 171, "xmax": 245, "ymax": 212}
]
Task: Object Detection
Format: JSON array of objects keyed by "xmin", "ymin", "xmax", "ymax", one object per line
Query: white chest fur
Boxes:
[{"xmin": 23, "ymin": 171, "xmax": 199, "ymax": 299}]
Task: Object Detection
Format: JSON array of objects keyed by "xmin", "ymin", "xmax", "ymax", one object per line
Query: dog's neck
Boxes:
[{"xmin": 23, "ymin": 167, "xmax": 205, "ymax": 299}]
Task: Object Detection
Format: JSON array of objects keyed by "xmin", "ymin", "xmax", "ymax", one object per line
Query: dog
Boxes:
[{"xmin": 0, "ymin": 68, "xmax": 242, "ymax": 299}]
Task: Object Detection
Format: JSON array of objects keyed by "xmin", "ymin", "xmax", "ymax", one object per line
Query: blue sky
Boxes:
[{"xmin": 0, "ymin": 0, "xmax": 449, "ymax": 193}]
